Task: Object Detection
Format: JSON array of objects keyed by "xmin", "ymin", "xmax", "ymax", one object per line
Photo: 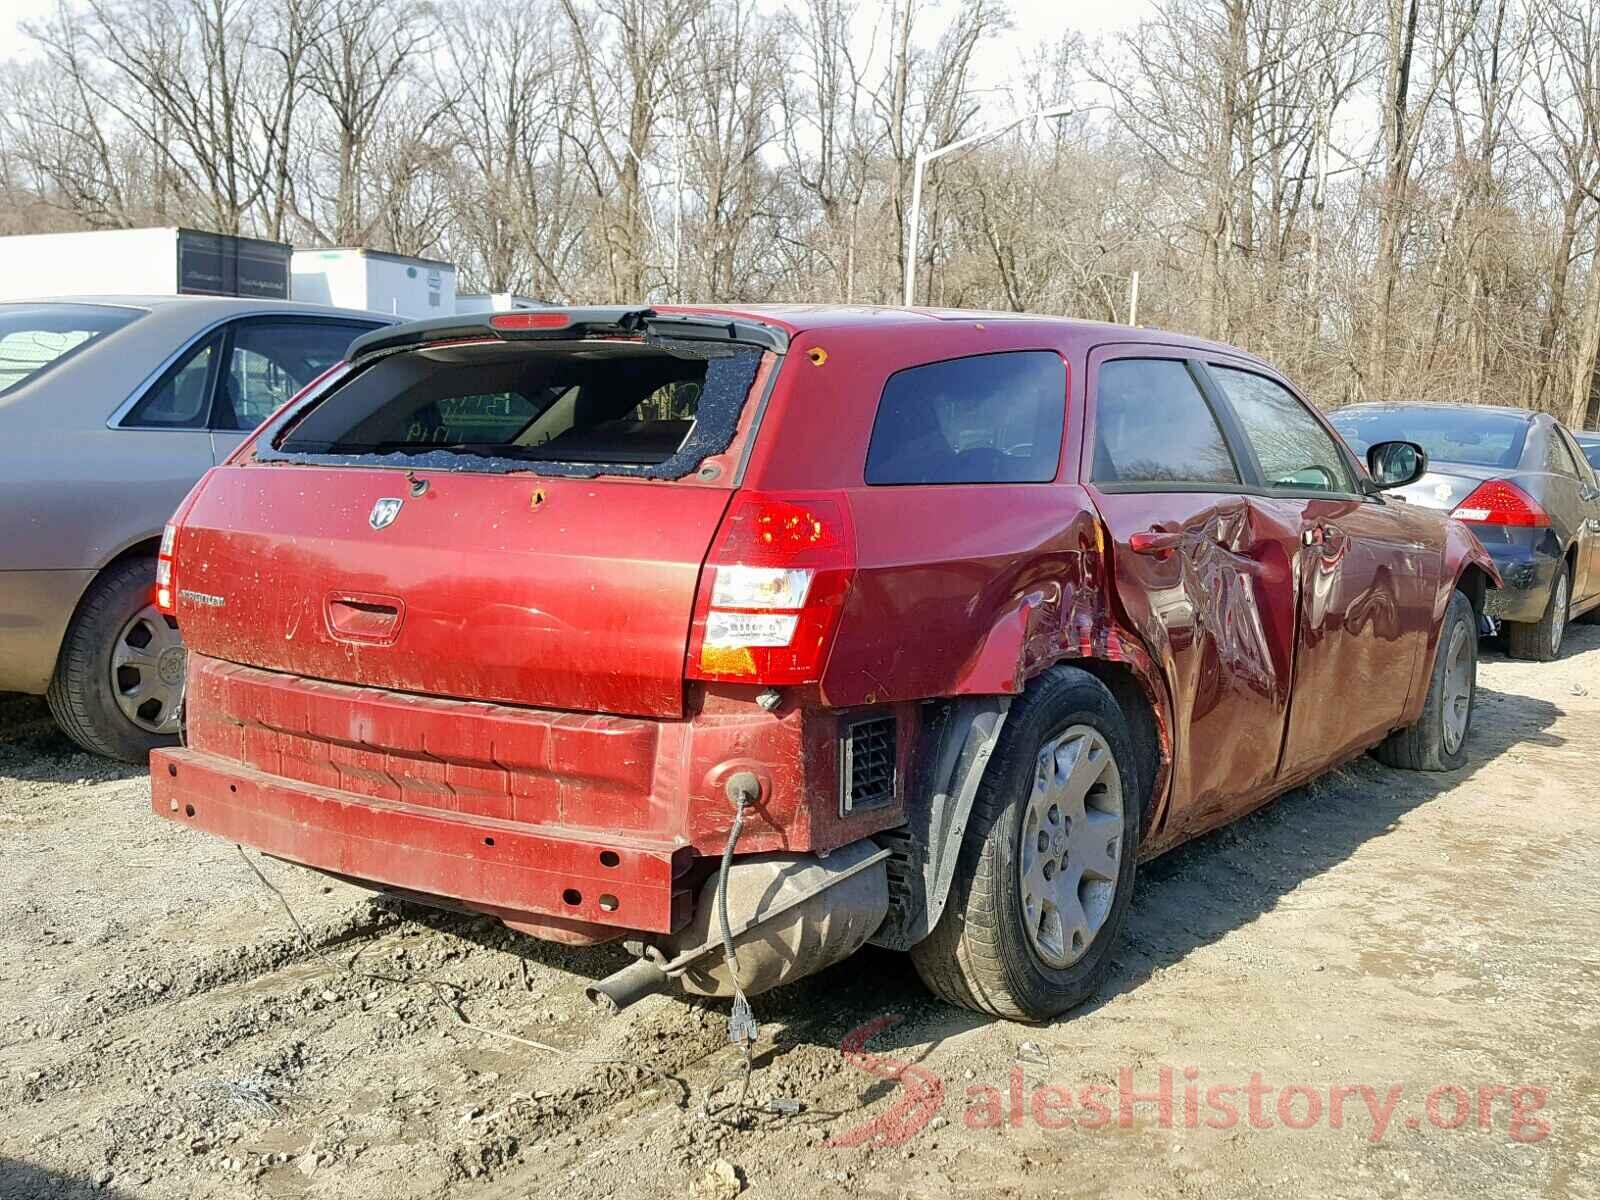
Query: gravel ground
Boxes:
[{"xmin": 2, "ymin": 631, "xmax": 1598, "ymax": 1200}]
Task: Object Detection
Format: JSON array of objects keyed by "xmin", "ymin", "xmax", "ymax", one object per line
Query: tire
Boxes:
[
  {"xmin": 46, "ymin": 557, "xmax": 185, "ymax": 763},
  {"xmin": 1505, "ymin": 565, "xmax": 1570, "ymax": 662},
  {"xmin": 910, "ymin": 667, "xmax": 1141, "ymax": 1022},
  {"xmin": 1373, "ymin": 589, "xmax": 1476, "ymax": 772}
]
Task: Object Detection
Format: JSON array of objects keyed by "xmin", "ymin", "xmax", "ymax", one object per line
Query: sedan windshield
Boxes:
[
  {"xmin": 1330, "ymin": 406, "xmax": 1529, "ymax": 469},
  {"xmin": 0, "ymin": 303, "xmax": 143, "ymax": 396}
]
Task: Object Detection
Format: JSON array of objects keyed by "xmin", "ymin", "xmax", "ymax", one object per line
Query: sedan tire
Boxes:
[
  {"xmin": 1505, "ymin": 565, "xmax": 1569, "ymax": 662},
  {"xmin": 47, "ymin": 557, "xmax": 185, "ymax": 764},
  {"xmin": 911, "ymin": 667, "xmax": 1140, "ymax": 1022},
  {"xmin": 1373, "ymin": 589, "xmax": 1476, "ymax": 772}
]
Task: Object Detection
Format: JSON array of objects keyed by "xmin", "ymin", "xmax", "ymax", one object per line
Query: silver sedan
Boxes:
[{"xmin": 0, "ymin": 296, "xmax": 388, "ymax": 760}]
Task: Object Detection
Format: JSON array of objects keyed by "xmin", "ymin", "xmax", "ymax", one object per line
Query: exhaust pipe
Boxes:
[
  {"xmin": 584, "ymin": 839, "xmax": 890, "ymax": 1015},
  {"xmin": 584, "ymin": 955, "xmax": 669, "ymax": 1013}
]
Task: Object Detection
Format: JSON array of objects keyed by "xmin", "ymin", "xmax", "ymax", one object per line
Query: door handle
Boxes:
[
  {"xmin": 1130, "ymin": 528, "xmax": 1184, "ymax": 557},
  {"xmin": 1302, "ymin": 523, "xmax": 1346, "ymax": 552}
]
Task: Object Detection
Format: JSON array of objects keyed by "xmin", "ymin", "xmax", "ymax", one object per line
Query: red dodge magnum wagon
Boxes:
[{"xmin": 152, "ymin": 306, "xmax": 1498, "ymax": 1021}]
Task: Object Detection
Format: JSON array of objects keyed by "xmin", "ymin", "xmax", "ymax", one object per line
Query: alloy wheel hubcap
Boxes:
[
  {"xmin": 1018, "ymin": 725, "xmax": 1124, "ymax": 969},
  {"xmin": 110, "ymin": 603, "xmax": 186, "ymax": 733},
  {"xmin": 1441, "ymin": 619, "xmax": 1472, "ymax": 755},
  {"xmin": 1552, "ymin": 574, "xmax": 1568, "ymax": 654}
]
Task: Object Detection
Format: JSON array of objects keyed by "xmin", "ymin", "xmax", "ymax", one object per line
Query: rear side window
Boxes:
[
  {"xmin": 1541, "ymin": 428, "xmax": 1582, "ymax": 479},
  {"xmin": 1580, "ymin": 441, "xmax": 1600, "ymax": 471},
  {"xmin": 275, "ymin": 338, "xmax": 760, "ymax": 479},
  {"xmin": 124, "ymin": 332, "xmax": 221, "ymax": 428},
  {"xmin": 216, "ymin": 320, "xmax": 375, "ymax": 431},
  {"xmin": 1211, "ymin": 366, "xmax": 1355, "ymax": 493},
  {"xmin": 864, "ymin": 351, "xmax": 1065, "ymax": 485},
  {"xmin": 1092, "ymin": 358, "xmax": 1239, "ymax": 485},
  {"xmin": 0, "ymin": 303, "xmax": 142, "ymax": 396}
]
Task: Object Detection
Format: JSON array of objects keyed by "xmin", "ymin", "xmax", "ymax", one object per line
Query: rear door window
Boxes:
[
  {"xmin": 0, "ymin": 302, "xmax": 142, "ymax": 395},
  {"xmin": 1091, "ymin": 358, "xmax": 1240, "ymax": 486},
  {"xmin": 275, "ymin": 338, "xmax": 761, "ymax": 479},
  {"xmin": 1210, "ymin": 366, "xmax": 1356, "ymax": 494},
  {"xmin": 215, "ymin": 320, "xmax": 377, "ymax": 431},
  {"xmin": 864, "ymin": 350, "xmax": 1065, "ymax": 484}
]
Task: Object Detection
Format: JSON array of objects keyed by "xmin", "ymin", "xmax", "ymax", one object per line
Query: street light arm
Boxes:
[
  {"xmin": 902, "ymin": 103, "xmax": 1073, "ymax": 307},
  {"xmin": 921, "ymin": 113, "xmax": 1030, "ymax": 166}
]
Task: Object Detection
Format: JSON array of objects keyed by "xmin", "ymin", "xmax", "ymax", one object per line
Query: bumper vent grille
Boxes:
[{"xmin": 840, "ymin": 716, "xmax": 896, "ymax": 814}]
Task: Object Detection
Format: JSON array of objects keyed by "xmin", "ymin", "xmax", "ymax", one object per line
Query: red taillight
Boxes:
[
  {"xmin": 155, "ymin": 522, "xmax": 177, "ymax": 614},
  {"xmin": 1451, "ymin": 480, "xmax": 1549, "ymax": 527},
  {"xmin": 490, "ymin": 311, "xmax": 570, "ymax": 332},
  {"xmin": 686, "ymin": 492, "xmax": 856, "ymax": 685}
]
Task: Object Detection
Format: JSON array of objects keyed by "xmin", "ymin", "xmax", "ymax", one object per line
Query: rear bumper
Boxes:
[
  {"xmin": 154, "ymin": 654, "xmax": 909, "ymax": 941},
  {"xmin": 152, "ymin": 747, "xmax": 695, "ymax": 937},
  {"xmin": 1479, "ymin": 539, "xmax": 1561, "ymax": 623}
]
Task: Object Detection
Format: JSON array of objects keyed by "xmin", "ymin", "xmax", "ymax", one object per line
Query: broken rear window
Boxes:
[{"xmin": 271, "ymin": 337, "xmax": 762, "ymax": 479}]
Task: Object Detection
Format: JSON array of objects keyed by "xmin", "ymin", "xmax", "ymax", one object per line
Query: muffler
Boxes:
[{"xmin": 584, "ymin": 838, "xmax": 889, "ymax": 1012}]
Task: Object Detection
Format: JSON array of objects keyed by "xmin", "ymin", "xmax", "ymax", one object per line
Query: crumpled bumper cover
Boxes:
[
  {"xmin": 1480, "ymin": 544, "xmax": 1560, "ymax": 623},
  {"xmin": 151, "ymin": 747, "xmax": 693, "ymax": 936}
]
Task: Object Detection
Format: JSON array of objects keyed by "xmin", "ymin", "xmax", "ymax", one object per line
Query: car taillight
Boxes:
[
  {"xmin": 155, "ymin": 522, "xmax": 177, "ymax": 614},
  {"xmin": 1451, "ymin": 480, "xmax": 1549, "ymax": 527},
  {"xmin": 686, "ymin": 492, "xmax": 856, "ymax": 685}
]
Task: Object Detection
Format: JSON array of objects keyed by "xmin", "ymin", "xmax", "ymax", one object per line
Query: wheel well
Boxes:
[
  {"xmin": 104, "ymin": 537, "xmax": 161, "ymax": 571},
  {"xmin": 1455, "ymin": 563, "xmax": 1490, "ymax": 619},
  {"xmin": 1070, "ymin": 659, "xmax": 1163, "ymax": 832},
  {"xmin": 58, "ymin": 538, "xmax": 160, "ymax": 649}
]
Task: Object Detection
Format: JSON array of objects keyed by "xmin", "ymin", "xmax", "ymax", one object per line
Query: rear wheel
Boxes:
[
  {"xmin": 911, "ymin": 667, "xmax": 1140, "ymax": 1022},
  {"xmin": 1373, "ymin": 589, "xmax": 1475, "ymax": 772},
  {"xmin": 46, "ymin": 557, "xmax": 185, "ymax": 763},
  {"xmin": 1505, "ymin": 566, "xmax": 1569, "ymax": 662}
]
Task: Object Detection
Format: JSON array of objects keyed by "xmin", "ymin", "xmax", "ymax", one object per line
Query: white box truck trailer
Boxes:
[
  {"xmin": 0, "ymin": 227, "xmax": 292, "ymax": 301},
  {"xmin": 291, "ymin": 248, "xmax": 456, "ymax": 318},
  {"xmin": 455, "ymin": 292, "xmax": 546, "ymax": 314}
]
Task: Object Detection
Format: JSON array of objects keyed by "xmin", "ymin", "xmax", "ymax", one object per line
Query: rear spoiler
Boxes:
[{"xmin": 346, "ymin": 306, "xmax": 789, "ymax": 359}]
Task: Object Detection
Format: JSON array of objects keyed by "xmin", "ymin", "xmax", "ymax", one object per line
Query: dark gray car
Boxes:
[
  {"xmin": 0, "ymin": 297, "xmax": 388, "ymax": 760},
  {"xmin": 1330, "ymin": 403, "xmax": 1600, "ymax": 660}
]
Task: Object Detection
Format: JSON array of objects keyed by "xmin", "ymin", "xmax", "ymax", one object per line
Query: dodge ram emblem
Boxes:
[{"xmin": 369, "ymin": 498, "xmax": 403, "ymax": 530}]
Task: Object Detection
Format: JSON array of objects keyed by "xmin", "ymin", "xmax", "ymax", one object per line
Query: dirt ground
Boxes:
[{"xmin": 2, "ymin": 630, "xmax": 1598, "ymax": 1200}]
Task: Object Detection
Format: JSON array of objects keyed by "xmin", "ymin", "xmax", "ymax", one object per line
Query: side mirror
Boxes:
[{"xmin": 1367, "ymin": 440, "xmax": 1427, "ymax": 489}]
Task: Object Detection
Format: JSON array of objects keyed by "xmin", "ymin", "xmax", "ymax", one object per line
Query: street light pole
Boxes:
[{"xmin": 902, "ymin": 103, "xmax": 1073, "ymax": 307}]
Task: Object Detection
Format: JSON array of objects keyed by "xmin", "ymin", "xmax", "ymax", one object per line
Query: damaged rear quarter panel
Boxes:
[{"xmin": 741, "ymin": 321, "xmax": 1175, "ymax": 835}]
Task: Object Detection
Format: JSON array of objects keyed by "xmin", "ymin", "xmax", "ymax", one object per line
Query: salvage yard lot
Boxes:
[{"xmin": 3, "ymin": 634, "xmax": 1599, "ymax": 1200}]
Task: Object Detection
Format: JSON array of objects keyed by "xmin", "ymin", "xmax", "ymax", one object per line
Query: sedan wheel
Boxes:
[
  {"xmin": 47, "ymin": 556, "xmax": 186, "ymax": 763},
  {"xmin": 1507, "ymin": 566, "xmax": 1570, "ymax": 662},
  {"xmin": 110, "ymin": 603, "xmax": 186, "ymax": 734}
]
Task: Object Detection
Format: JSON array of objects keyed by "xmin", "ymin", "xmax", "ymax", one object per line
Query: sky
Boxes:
[{"xmin": 0, "ymin": 0, "xmax": 1153, "ymax": 75}]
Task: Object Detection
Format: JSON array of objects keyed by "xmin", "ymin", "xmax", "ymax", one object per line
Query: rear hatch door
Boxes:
[{"xmin": 173, "ymin": 328, "xmax": 775, "ymax": 719}]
